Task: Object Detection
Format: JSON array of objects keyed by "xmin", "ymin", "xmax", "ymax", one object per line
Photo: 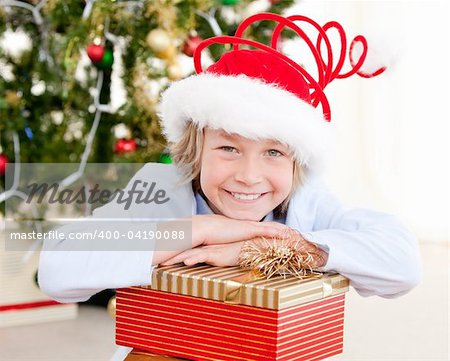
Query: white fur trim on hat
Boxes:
[{"xmin": 159, "ymin": 73, "xmax": 333, "ymax": 174}]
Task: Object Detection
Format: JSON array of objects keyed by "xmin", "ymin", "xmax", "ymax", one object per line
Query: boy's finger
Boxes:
[
  {"xmin": 160, "ymin": 250, "xmax": 193, "ymax": 265},
  {"xmin": 252, "ymin": 225, "xmax": 286, "ymax": 239},
  {"xmin": 184, "ymin": 257, "xmax": 200, "ymax": 266},
  {"xmin": 265, "ymin": 222, "xmax": 289, "ymax": 230},
  {"xmin": 160, "ymin": 256, "xmax": 182, "ymax": 265},
  {"xmin": 160, "ymin": 259, "xmax": 175, "ymax": 266},
  {"xmin": 184, "ymin": 249, "xmax": 212, "ymax": 266}
]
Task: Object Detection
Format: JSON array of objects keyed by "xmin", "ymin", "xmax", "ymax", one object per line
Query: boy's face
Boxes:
[{"xmin": 200, "ymin": 128, "xmax": 294, "ymax": 221}]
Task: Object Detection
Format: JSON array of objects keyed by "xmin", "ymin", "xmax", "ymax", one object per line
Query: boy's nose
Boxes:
[{"xmin": 233, "ymin": 157, "xmax": 264, "ymax": 186}]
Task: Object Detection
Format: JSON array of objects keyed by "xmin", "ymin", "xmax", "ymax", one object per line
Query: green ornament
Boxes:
[
  {"xmin": 97, "ymin": 48, "xmax": 114, "ymax": 70},
  {"xmin": 159, "ymin": 153, "xmax": 172, "ymax": 164},
  {"xmin": 221, "ymin": 0, "xmax": 239, "ymax": 5}
]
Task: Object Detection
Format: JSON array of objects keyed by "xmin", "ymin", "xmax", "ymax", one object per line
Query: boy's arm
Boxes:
[
  {"xmin": 38, "ymin": 220, "xmax": 193, "ymax": 303},
  {"xmin": 287, "ymin": 179, "xmax": 422, "ymax": 298},
  {"xmin": 38, "ymin": 162, "xmax": 286, "ymax": 303},
  {"xmin": 38, "ymin": 249, "xmax": 154, "ymax": 303},
  {"xmin": 38, "ymin": 216, "xmax": 285, "ymax": 303},
  {"xmin": 38, "ymin": 163, "xmax": 193, "ymax": 303},
  {"xmin": 37, "ymin": 208, "xmax": 161, "ymax": 303}
]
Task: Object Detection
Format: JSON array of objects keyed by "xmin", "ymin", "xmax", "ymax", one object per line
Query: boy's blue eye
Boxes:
[
  {"xmin": 220, "ymin": 146, "xmax": 237, "ymax": 153},
  {"xmin": 267, "ymin": 149, "xmax": 282, "ymax": 157}
]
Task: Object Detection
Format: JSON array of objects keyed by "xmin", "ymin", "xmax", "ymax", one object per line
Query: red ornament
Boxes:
[
  {"xmin": 182, "ymin": 35, "xmax": 204, "ymax": 57},
  {"xmin": 114, "ymin": 139, "xmax": 137, "ymax": 153},
  {"xmin": 0, "ymin": 153, "xmax": 10, "ymax": 176},
  {"xmin": 87, "ymin": 44, "xmax": 105, "ymax": 63}
]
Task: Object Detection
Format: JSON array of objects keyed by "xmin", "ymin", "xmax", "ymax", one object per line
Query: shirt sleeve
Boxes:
[
  {"xmin": 37, "ymin": 198, "xmax": 156, "ymax": 303},
  {"xmin": 286, "ymin": 178, "xmax": 422, "ymax": 298},
  {"xmin": 37, "ymin": 163, "xmax": 193, "ymax": 303},
  {"xmin": 38, "ymin": 249, "xmax": 154, "ymax": 303}
]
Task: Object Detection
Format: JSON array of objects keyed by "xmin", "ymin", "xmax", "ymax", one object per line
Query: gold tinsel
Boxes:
[
  {"xmin": 238, "ymin": 229, "xmax": 324, "ymax": 280},
  {"xmin": 132, "ymin": 62, "xmax": 157, "ymax": 115}
]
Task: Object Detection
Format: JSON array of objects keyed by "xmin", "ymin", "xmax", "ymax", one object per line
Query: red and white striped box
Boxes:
[
  {"xmin": 125, "ymin": 349, "xmax": 186, "ymax": 360},
  {"xmin": 116, "ymin": 265, "xmax": 349, "ymax": 361}
]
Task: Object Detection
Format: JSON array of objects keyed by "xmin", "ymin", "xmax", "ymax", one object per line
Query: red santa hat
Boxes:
[{"xmin": 159, "ymin": 13, "xmax": 385, "ymax": 175}]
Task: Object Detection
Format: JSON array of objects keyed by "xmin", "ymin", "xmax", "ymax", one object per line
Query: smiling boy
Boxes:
[{"xmin": 39, "ymin": 12, "xmax": 420, "ymax": 320}]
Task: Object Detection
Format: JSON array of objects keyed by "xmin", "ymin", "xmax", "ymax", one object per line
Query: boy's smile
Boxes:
[
  {"xmin": 200, "ymin": 128, "xmax": 294, "ymax": 221},
  {"xmin": 227, "ymin": 191, "xmax": 267, "ymax": 201}
]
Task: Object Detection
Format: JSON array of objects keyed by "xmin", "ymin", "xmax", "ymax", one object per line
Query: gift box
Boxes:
[
  {"xmin": 125, "ymin": 349, "xmax": 188, "ymax": 360},
  {"xmin": 116, "ymin": 264, "xmax": 349, "ymax": 361}
]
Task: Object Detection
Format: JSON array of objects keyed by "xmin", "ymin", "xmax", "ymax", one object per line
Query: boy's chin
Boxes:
[{"xmin": 221, "ymin": 208, "xmax": 268, "ymax": 222}]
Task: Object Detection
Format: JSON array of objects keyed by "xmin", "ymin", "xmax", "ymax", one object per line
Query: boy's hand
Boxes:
[
  {"xmin": 160, "ymin": 241, "xmax": 245, "ymax": 267},
  {"xmin": 192, "ymin": 214, "xmax": 288, "ymax": 248},
  {"xmin": 160, "ymin": 228, "xmax": 329, "ymax": 269},
  {"xmin": 152, "ymin": 215, "xmax": 287, "ymax": 266}
]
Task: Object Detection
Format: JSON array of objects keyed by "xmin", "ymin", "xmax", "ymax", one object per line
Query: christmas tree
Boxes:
[{"xmin": 0, "ymin": 0, "xmax": 296, "ymax": 185}]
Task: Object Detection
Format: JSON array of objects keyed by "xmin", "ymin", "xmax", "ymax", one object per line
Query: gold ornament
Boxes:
[
  {"xmin": 107, "ymin": 296, "xmax": 116, "ymax": 319},
  {"xmin": 5, "ymin": 90, "xmax": 21, "ymax": 108},
  {"xmin": 167, "ymin": 62, "xmax": 183, "ymax": 80},
  {"xmin": 157, "ymin": 45, "xmax": 176, "ymax": 61},
  {"xmin": 146, "ymin": 29, "xmax": 172, "ymax": 54},
  {"xmin": 238, "ymin": 229, "xmax": 324, "ymax": 280}
]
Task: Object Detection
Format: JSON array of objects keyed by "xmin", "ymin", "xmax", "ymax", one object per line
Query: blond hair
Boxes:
[{"xmin": 169, "ymin": 122, "xmax": 304, "ymax": 218}]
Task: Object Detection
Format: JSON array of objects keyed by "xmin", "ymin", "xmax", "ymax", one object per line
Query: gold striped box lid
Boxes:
[{"xmin": 150, "ymin": 264, "xmax": 349, "ymax": 310}]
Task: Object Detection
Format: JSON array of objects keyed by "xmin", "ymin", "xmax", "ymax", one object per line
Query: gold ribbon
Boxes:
[
  {"xmin": 223, "ymin": 270, "xmax": 265, "ymax": 304},
  {"xmin": 322, "ymin": 276, "xmax": 333, "ymax": 298}
]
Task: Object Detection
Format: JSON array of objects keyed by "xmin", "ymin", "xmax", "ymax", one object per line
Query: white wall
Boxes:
[{"xmin": 286, "ymin": 0, "xmax": 449, "ymax": 243}]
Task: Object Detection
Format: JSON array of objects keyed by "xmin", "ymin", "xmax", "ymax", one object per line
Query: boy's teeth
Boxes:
[{"xmin": 231, "ymin": 192, "xmax": 261, "ymax": 200}]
